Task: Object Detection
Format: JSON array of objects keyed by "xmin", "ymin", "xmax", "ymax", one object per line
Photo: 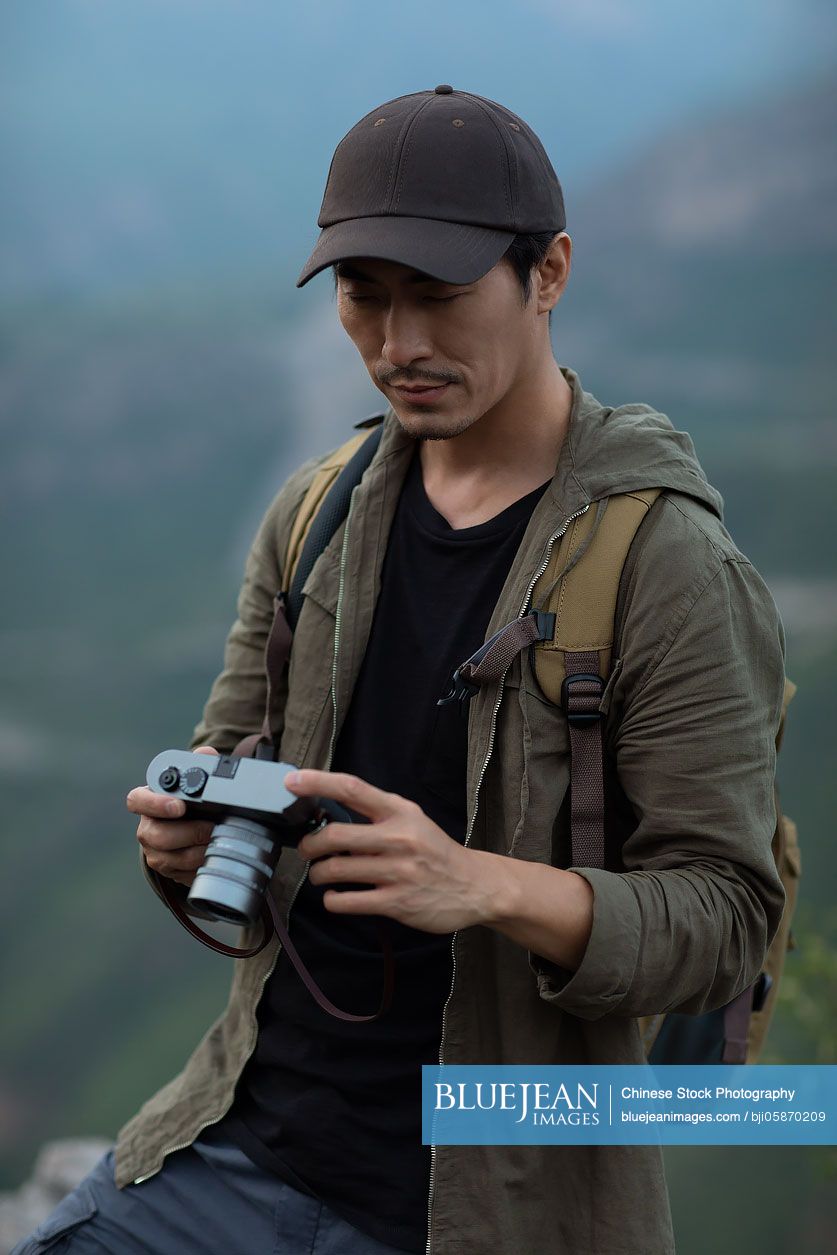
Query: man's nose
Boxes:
[{"xmin": 381, "ymin": 305, "xmax": 434, "ymax": 367}]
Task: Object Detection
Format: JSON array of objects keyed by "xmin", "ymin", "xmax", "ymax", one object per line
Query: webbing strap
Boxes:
[
  {"xmin": 436, "ymin": 612, "xmax": 556, "ymax": 711},
  {"xmin": 437, "ymin": 624, "xmax": 606, "ymax": 866},
  {"xmin": 563, "ymin": 650, "xmax": 605, "ymax": 868},
  {"xmin": 722, "ymin": 982, "xmax": 755, "ymax": 1063},
  {"xmin": 460, "ymin": 611, "xmax": 555, "ymax": 685}
]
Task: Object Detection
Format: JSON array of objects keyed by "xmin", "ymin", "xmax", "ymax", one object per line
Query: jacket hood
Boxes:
[{"xmin": 559, "ymin": 364, "xmax": 724, "ymax": 520}]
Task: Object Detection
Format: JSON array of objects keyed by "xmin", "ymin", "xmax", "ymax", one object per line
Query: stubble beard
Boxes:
[{"xmin": 393, "ymin": 409, "xmax": 479, "ymax": 443}]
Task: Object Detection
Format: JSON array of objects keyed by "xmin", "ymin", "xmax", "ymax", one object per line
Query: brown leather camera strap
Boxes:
[
  {"xmin": 158, "ymin": 872, "xmax": 395, "ymax": 1022},
  {"xmin": 264, "ymin": 892, "xmax": 395, "ymax": 1022},
  {"xmin": 157, "ymin": 873, "xmax": 271, "ymax": 958}
]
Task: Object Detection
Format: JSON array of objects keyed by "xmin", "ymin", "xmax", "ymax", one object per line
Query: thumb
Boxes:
[{"xmin": 194, "ymin": 745, "xmax": 220, "ymax": 756}]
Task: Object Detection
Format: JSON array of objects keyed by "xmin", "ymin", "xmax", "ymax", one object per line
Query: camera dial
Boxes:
[
  {"xmin": 159, "ymin": 766, "xmax": 181, "ymax": 792},
  {"xmin": 181, "ymin": 767, "xmax": 209, "ymax": 797}
]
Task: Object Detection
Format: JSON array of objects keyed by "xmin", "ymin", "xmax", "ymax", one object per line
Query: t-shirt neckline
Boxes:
[{"xmin": 404, "ymin": 449, "xmax": 553, "ymax": 541}]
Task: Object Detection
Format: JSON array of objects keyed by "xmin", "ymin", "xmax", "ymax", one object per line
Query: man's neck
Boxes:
[{"xmin": 417, "ymin": 361, "xmax": 573, "ymax": 530}]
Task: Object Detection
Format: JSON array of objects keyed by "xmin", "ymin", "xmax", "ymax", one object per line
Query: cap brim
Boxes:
[{"xmin": 295, "ymin": 215, "xmax": 517, "ymax": 288}]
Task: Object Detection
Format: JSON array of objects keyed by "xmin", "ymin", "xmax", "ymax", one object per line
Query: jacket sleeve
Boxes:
[{"xmin": 530, "ymin": 548, "xmax": 788, "ymax": 1020}]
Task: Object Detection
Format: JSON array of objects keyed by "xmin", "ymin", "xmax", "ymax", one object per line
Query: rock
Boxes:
[{"xmin": 0, "ymin": 1137, "xmax": 111, "ymax": 1253}]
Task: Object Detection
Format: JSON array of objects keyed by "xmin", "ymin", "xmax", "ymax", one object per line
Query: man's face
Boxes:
[{"xmin": 334, "ymin": 254, "xmax": 541, "ymax": 441}]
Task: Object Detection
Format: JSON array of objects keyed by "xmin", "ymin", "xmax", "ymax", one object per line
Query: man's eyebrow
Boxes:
[{"xmin": 333, "ymin": 262, "xmax": 455, "ymax": 285}]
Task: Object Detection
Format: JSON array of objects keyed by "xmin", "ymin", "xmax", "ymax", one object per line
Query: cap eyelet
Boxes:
[
  {"xmin": 373, "ymin": 118, "xmax": 387, "ymax": 127},
  {"xmin": 452, "ymin": 118, "xmax": 465, "ymax": 128},
  {"xmin": 508, "ymin": 122, "xmax": 520, "ymax": 131}
]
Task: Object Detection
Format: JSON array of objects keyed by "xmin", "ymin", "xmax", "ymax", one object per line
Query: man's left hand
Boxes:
[{"xmin": 288, "ymin": 769, "xmax": 499, "ymax": 933}]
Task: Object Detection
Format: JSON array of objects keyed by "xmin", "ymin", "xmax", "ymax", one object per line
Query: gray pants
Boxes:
[{"xmin": 12, "ymin": 1125, "xmax": 415, "ymax": 1254}]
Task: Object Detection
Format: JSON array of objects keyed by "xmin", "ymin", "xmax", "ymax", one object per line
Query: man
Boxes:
[{"xmin": 16, "ymin": 87, "xmax": 786, "ymax": 1255}]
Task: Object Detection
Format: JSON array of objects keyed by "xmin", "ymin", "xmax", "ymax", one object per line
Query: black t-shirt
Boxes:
[{"xmin": 217, "ymin": 448, "xmax": 551, "ymax": 1253}]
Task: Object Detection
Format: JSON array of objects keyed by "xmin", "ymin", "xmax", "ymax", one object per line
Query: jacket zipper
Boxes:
[
  {"xmin": 130, "ymin": 501, "xmax": 364, "ymax": 1187},
  {"xmin": 423, "ymin": 501, "xmax": 590, "ymax": 1255}
]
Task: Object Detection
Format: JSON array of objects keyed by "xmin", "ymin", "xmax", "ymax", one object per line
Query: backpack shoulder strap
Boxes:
[
  {"xmin": 532, "ymin": 488, "xmax": 662, "ymax": 868},
  {"xmin": 441, "ymin": 488, "xmax": 663, "ymax": 862},
  {"xmin": 532, "ymin": 489, "xmax": 662, "ymax": 703},
  {"xmin": 284, "ymin": 419, "xmax": 385, "ymax": 617},
  {"xmin": 235, "ymin": 417, "xmax": 385, "ymax": 762}
]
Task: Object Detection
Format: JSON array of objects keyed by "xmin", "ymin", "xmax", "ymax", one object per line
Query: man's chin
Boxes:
[{"xmin": 391, "ymin": 410, "xmax": 478, "ymax": 442}]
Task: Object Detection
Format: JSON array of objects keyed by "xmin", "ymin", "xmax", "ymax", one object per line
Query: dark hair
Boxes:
[
  {"xmin": 501, "ymin": 230, "xmax": 560, "ymax": 327},
  {"xmin": 331, "ymin": 228, "xmax": 559, "ymax": 326}
]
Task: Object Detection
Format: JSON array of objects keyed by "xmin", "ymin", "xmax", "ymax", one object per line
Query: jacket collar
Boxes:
[{"xmin": 360, "ymin": 357, "xmax": 723, "ymax": 524}]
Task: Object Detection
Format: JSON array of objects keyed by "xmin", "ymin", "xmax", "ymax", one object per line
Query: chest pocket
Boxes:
[{"xmin": 298, "ymin": 529, "xmax": 343, "ymax": 615}]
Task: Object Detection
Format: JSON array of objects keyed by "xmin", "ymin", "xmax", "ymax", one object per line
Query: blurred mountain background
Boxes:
[{"xmin": 1, "ymin": 2, "xmax": 836, "ymax": 1251}]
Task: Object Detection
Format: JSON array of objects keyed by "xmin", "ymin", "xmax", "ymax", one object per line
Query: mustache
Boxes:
[{"xmin": 380, "ymin": 373, "xmax": 456, "ymax": 387}]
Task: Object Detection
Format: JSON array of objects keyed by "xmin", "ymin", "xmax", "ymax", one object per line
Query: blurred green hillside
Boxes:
[{"xmin": 1, "ymin": 70, "xmax": 836, "ymax": 1255}]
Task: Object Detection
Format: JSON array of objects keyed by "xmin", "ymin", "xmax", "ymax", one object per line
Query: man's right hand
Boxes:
[{"xmin": 126, "ymin": 745, "xmax": 219, "ymax": 887}]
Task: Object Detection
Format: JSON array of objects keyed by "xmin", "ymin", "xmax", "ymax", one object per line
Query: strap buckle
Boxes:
[
  {"xmin": 437, "ymin": 665, "xmax": 479, "ymax": 709},
  {"xmin": 436, "ymin": 610, "xmax": 557, "ymax": 712},
  {"xmin": 561, "ymin": 672, "xmax": 604, "ymax": 727}
]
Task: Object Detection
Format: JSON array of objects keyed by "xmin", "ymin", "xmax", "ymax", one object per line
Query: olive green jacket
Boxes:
[{"xmin": 115, "ymin": 364, "xmax": 787, "ymax": 1255}]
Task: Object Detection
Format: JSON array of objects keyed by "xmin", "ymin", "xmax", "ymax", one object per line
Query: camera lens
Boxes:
[
  {"xmin": 159, "ymin": 767, "xmax": 181, "ymax": 792},
  {"xmin": 188, "ymin": 817, "xmax": 280, "ymax": 926}
]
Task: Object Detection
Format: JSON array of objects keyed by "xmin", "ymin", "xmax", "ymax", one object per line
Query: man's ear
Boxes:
[{"xmin": 538, "ymin": 232, "xmax": 572, "ymax": 317}]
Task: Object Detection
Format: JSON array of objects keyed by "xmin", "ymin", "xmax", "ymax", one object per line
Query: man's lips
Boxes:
[
  {"xmin": 391, "ymin": 383, "xmax": 452, "ymax": 403},
  {"xmin": 391, "ymin": 383, "xmax": 449, "ymax": 392}
]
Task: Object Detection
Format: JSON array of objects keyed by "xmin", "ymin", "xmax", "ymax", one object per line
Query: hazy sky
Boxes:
[
  {"xmin": 2, "ymin": 0, "xmax": 835, "ymax": 296},
  {"xmin": 5, "ymin": 0, "xmax": 834, "ymax": 171}
]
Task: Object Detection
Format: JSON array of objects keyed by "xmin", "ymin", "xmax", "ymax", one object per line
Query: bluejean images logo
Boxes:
[
  {"xmin": 422, "ymin": 1065, "xmax": 837, "ymax": 1146},
  {"xmin": 434, "ymin": 1079, "xmax": 600, "ymax": 1126}
]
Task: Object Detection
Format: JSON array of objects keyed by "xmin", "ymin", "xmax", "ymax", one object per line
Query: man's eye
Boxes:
[{"xmin": 344, "ymin": 293, "xmax": 460, "ymax": 304}]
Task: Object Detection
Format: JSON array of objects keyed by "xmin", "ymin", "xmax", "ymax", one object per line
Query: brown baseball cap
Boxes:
[{"xmin": 296, "ymin": 85, "xmax": 566, "ymax": 288}]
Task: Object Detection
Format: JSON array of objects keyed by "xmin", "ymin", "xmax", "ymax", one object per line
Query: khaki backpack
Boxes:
[{"xmin": 268, "ymin": 421, "xmax": 800, "ymax": 1063}]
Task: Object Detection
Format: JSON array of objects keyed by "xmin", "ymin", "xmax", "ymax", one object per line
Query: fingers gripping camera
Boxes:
[{"xmin": 146, "ymin": 750, "xmax": 353, "ymax": 929}]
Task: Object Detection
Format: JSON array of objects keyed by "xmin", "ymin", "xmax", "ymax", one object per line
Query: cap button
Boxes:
[{"xmin": 434, "ymin": 84, "xmax": 454, "ymax": 94}]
